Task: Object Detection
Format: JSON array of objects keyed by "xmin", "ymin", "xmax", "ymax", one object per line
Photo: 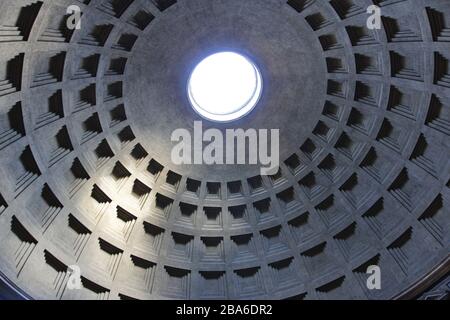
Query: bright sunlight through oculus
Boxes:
[{"xmin": 187, "ymin": 52, "xmax": 263, "ymax": 122}]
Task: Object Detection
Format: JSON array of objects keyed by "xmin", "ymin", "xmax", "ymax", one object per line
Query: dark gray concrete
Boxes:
[{"xmin": 0, "ymin": 0, "xmax": 448, "ymax": 300}]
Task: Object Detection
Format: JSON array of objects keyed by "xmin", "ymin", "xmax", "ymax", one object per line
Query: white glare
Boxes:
[{"xmin": 188, "ymin": 52, "xmax": 262, "ymax": 122}]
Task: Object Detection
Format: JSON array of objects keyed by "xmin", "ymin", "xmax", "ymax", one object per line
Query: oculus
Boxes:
[{"xmin": 187, "ymin": 52, "xmax": 263, "ymax": 122}]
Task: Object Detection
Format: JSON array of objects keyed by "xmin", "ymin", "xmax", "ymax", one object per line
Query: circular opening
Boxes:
[{"xmin": 187, "ymin": 52, "xmax": 263, "ymax": 122}]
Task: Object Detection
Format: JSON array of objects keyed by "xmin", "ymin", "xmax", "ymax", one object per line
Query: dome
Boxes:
[{"xmin": 0, "ymin": 0, "xmax": 448, "ymax": 300}]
